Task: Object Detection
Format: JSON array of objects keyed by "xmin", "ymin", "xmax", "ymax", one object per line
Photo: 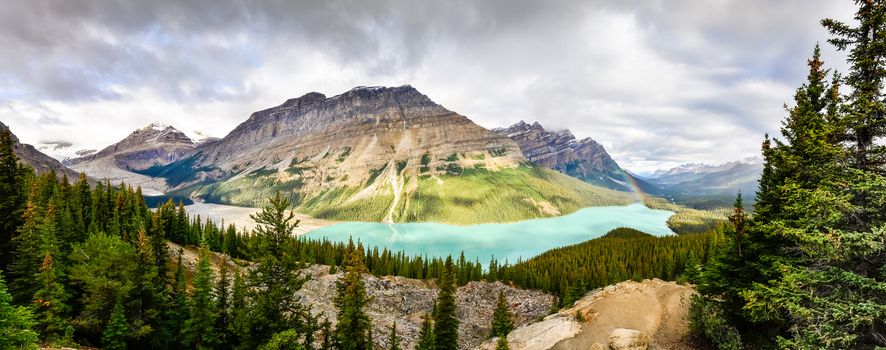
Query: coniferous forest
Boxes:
[{"xmin": 687, "ymin": 3, "xmax": 886, "ymax": 349}]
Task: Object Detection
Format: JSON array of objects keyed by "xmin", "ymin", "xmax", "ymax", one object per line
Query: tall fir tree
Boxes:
[
  {"xmin": 168, "ymin": 250, "xmax": 191, "ymax": 348},
  {"xmin": 102, "ymin": 297, "xmax": 129, "ymax": 350},
  {"xmin": 491, "ymin": 291, "xmax": 513, "ymax": 338},
  {"xmin": 416, "ymin": 312, "xmax": 435, "ymax": 350},
  {"xmin": 434, "ymin": 256, "xmax": 459, "ymax": 350},
  {"xmin": 245, "ymin": 192, "xmax": 310, "ymax": 348},
  {"xmin": 334, "ymin": 239, "xmax": 373, "ymax": 350},
  {"xmin": 216, "ymin": 255, "xmax": 232, "ymax": 349},
  {"xmin": 187, "ymin": 244, "xmax": 219, "ymax": 349},
  {"xmin": 388, "ymin": 322, "xmax": 401, "ymax": 350},
  {"xmin": 0, "ymin": 128, "xmax": 28, "ymax": 272}
]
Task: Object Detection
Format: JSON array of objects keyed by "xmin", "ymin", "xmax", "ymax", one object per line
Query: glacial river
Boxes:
[{"xmin": 304, "ymin": 203, "xmax": 675, "ymax": 265}]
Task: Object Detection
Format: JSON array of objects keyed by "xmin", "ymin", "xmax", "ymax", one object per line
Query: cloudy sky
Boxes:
[{"xmin": 0, "ymin": 0, "xmax": 855, "ymax": 173}]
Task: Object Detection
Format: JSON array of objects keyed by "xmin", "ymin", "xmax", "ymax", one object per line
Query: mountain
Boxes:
[
  {"xmin": 144, "ymin": 85, "xmax": 635, "ymax": 224},
  {"xmin": 0, "ymin": 121, "xmax": 82, "ymax": 179},
  {"xmin": 64, "ymin": 123, "xmax": 195, "ymax": 195},
  {"xmin": 643, "ymin": 158, "xmax": 763, "ymax": 208},
  {"xmin": 493, "ymin": 121, "xmax": 659, "ymax": 194},
  {"xmin": 66, "ymin": 122, "xmax": 195, "ymax": 171}
]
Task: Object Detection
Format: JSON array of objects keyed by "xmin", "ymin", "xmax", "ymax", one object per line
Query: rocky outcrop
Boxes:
[
  {"xmin": 493, "ymin": 121, "xmax": 656, "ymax": 194},
  {"xmin": 476, "ymin": 279, "xmax": 695, "ymax": 350},
  {"xmin": 608, "ymin": 328, "xmax": 647, "ymax": 350},
  {"xmin": 66, "ymin": 122, "xmax": 195, "ymax": 171},
  {"xmin": 297, "ymin": 265, "xmax": 555, "ymax": 350},
  {"xmin": 0, "ymin": 121, "xmax": 82, "ymax": 179}
]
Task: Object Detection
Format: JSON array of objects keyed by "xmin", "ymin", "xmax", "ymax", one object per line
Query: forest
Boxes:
[{"xmin": 686, "ymin": 2, "xmax": 886, "ymax": 349}]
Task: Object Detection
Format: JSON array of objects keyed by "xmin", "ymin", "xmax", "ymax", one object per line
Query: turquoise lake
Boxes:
[{"xmin": 304, "ymin": 203, "xmax": 675, "ymax": 265}]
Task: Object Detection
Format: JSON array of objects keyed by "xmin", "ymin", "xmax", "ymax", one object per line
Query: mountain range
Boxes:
[
  {"xmin": 20, "ymin": 85, "xmax": 762, "ymax": 220},
  {"xmin": 641, "ymin": 158, "xmax": 763, "ymax": 208},
  {"xmin": 66, "ymin": 86, "xmax": 636, "ymax": 224}
]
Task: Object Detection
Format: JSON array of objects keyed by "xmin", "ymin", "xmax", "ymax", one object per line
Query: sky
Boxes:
[{"xmin": 0, "ymin": 0, "xmax": 856, "ymax": 173}]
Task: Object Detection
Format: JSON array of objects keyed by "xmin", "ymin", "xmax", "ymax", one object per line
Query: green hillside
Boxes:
[{"xmin": 180, "ymin": 164, "xmax": 636, "ymax": 225}]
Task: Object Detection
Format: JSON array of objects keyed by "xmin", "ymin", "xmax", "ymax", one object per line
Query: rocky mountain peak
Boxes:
[
  {"xmin": 494, "ymin": 121, "xmax": 648, "ymax": 192},
  {"xmin": 66, "ymin": 122, "xmax": 196, "ymax": 171}
]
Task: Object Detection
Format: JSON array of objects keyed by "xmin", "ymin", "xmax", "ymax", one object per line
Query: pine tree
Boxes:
[
  {"xmin": 246, "ymin": 192, "xmax": 309, "ymax": 348},
  {"xmin": 168, "ymin": 250, "xmax": 191, "ymax": 348},
  {"xmin": 491, "ymin": 291, "xmax": 513, "ymax": 338},
  {"xmin": 334, "ymin": 239, "xmax": 373, "ymax": 350},
  {"xmin": 0, "ymin": 127, "xmax": 28, "ymax": 271},
  {"xmin": 132, "ymin": 228, "xmax": 167, "ymax": 346},
  {"xmin": 187, "ymin": 244, "xmax": 219, "ymax": 349},
  {"xmin": 434, "ymin": 256, "xmax": 459, "ymax": 350},
  {"xmin": 229, "ymin": 270, "xmax": 249, "ymax": 348},
  {"xmin": 102, "ymin": 298, "xmax": 129, "ymax": 350},
  {"xmin": 416, "ymin": 312, "xmax": 435, "ymax": 350},
  {"xmin": 9, "ymin": 193, "xmax": 43, "ymax": 303},
  {"xmin": 0, "ymin": 270, "xmax": 38, "ymax": 350},
  {"xmin": 318, "ymin": 318, "xmax": 334, "ymax": 350},
  {"xmin": 495, "ymin": 336, "xmax": 509, "ymax": 350},
  {"xmin": 216, "ymin": 256, "xmax": 232, "ymax": 348},
  {"xmin": 32, "ymin": 252, "xmax": 72, "ymax": 344},
  {"xmin": 388, "ymin": 322, "xmax": 401, "ymax": 350}
]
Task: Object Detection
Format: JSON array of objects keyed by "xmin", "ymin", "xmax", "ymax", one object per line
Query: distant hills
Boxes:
[{"xmin": 642, "ymin": 159, "xmax": 763, "ymax": 208}]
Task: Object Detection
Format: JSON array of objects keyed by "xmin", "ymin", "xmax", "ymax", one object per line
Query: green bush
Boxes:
[{"xmin": 687, "ymin": 295, "xmax": 743, "ymax": 350}]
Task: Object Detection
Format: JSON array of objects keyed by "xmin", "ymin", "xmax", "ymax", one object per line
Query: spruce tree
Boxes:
[
  {"xmin": 0, "ymin": 128, "xmax": 27, "ymax": 271},
  {"xmin": 168, "ymin": 250, "xmax": 191, "ymax": 348},
  {"xmin": 416, "ymin": 312, "xmax": 435, "ymax": 350},
  {"xmin": 388, "ymin": 322, "xmax": 401, "ymax": 350},
  {"xmin": 187, "ymin": 244, "xmax": 219, "ymax": 349},
  {"xmin": 9, "ymin": 194, "xmax": 43, "ymax": 303},
  {"xmin": 246, "ymin": 192, "xmax": 309, "ymax": 348},
  {"xmin": 334, "ymin": 239, "xmax": 372, "ymax": 350},
  {"xmin": 495, "ymin": 336, "xmax": 509, "ymax": 350},
  {"xmin": 434, "ymin": 256, "xmax": 459, "ymax": 350},
  {"xmin": 132, "ymin": 228, "xmax": 167, "ymax": 346},
  {"xmin": 228, "ymin": 270, "xmax": 249, "ymax": 348},
  {"xmin": 0, "ymin": 270, "xmax": 38, "ymax": 350},
  {"xmin": 216, "ymin": 255, "xmax": 231, "ymax": 348},
  {"xmin": 32, "ymin": 252, "xmax": 72, "ymax": 344},
  {"xmin": 102, "ymin": 298, "xmax": 129, "ymax": 350},
  {"xmin": 491, "ymin": 291, "xmax": 513, "ymax": 338}
]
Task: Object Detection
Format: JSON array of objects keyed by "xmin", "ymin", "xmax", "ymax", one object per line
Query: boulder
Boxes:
[{"xmin": 608, "ymin": 328, "xmax": 647, "ymax": 350}]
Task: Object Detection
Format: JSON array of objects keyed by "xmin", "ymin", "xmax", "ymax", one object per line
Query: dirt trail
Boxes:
[
  {"xmin": 552, "ymin": 279, "xmax": 695, "ymax": 350},
  {"xmin": 477, "ymin": 279, "xmax": 696, "ymax": 350}
]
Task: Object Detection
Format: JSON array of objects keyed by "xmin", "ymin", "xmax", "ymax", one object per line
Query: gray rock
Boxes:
[{"xmin": 608, "ymin": 328, "xmax": 647, "ymax": 350}]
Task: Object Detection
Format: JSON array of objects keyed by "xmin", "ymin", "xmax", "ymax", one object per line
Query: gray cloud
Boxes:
[
  {"xmin": 39, "ymin": 140, "xmax": 73, "ymax": 150},
  {"xmin": 0, "ymin": 0, "xmax": 857, "ymax": 171}
]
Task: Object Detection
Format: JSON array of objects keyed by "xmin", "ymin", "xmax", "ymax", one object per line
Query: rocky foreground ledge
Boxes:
[{"xmin": 297, "ymin": 265, "xmax": 555, "ymax": 350}]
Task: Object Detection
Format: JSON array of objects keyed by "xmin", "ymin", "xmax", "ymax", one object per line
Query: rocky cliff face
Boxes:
[
  {"xmin": 493, "ymin": 121, "xmax": 655, "ymax": 194},
  {"xmin": 0, "ymin": 121, "xmax": 82, "ymax": 179},
  {"xmin": 149, "ymin": 86, "xmax": 632, "ymax": 224},
  {"xmin": 66, "ymin": 122, "xmax": 195, "ymax": 171}
]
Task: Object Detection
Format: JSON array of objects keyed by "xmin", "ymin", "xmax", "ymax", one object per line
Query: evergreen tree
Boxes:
[
  {"xmin": 187, "ymin": 244, "xmax": 219, "ymax": 349},
  {"xmin": 318, "ymin": 318, "xmax": 334, "ymax": 350},
  {"xmin": 32, "ymin": 252, "xmax": 72, "ymax": 344},
  {"xmin": 228, "ymin": 270, "xmax": 249, "ymax": 349},
  {"xmin": 216, "ymin": 256, "xmax": 232, "ymax": 349},
  {"xmin": 495, "ymin": 336, "xmax": 509, "ymax": 350},
  {"xmin": 491, "ymin": 291, "xmax": 513, "ymax": 338},
  {"xmin": 334, "ymin": 239, "xmax": 373, "ymax": 350},
  {"xmin": 416, "ymin": 312, "xmax": 435, "ymax": 350},
  {"xmin": 168, "ymin": 250, "xmax": 191, "ymax": 348},
  {"xmin": 0, "ymin": 270, "xmax": 38, "ymax": 350},
  {"xmin": 245, "ymin": 192, "xmax": 309, "ymax": 348},
  {"xmin": 388, "ymin": 322, "xmax": 401, "ymax": 350},
  {"xmin": 132, "ymin": 228, "xmax": 167, "ymax": 346},
  {"xmin": 0, "ymin": 128, "xmax": 28, "ymax": 271},
  {"xmin": 9, "ymin": 194, "xmax": 43, "ymax": 303},
  {"xmin": 102, "ymin": 298, "xmax": 129, "ymax": 350},
  {"xmin": 434, "ymin": 256, "xmax": 459, "ymax": 350}
]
